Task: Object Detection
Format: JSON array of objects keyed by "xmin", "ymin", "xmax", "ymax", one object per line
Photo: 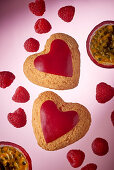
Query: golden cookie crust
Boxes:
[
  {"xmin": 23, "ymin": 33, "xmax": 80, "ymax": 90},
  {"xmin": 32, "ymin": 91, "xmax": 91, "ymax": 151}
]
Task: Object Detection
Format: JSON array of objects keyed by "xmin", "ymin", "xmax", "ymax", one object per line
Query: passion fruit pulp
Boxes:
[
  {"xmin": 86, "ymin": 20, "xmax": 114, "ymax": 68},
  {"xmin": 0, "ymin": 141, "xmax": 32, "ymax": 170}
]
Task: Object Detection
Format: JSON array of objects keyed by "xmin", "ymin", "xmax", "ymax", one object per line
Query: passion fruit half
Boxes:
[
  {"xmin": 0, "ymin": 141, "xmax": 32, "ymax": 170},
  {"xmin": 86, "ymin": 20, "xmax": 114, "ymax": 68}
]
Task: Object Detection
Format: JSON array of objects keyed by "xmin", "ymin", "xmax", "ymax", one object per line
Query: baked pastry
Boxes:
[
  {"xmin": 23, "ymin": 33, "xmax": 80, "ymax": 90},
  {"xmin": 32, "ymin": 91, "xmax": 91, "ymax": 151}
]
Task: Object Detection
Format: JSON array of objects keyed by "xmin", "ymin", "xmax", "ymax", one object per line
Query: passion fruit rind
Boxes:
[
  {"xmin": 86, "ymin": 20, "xmax": 114, "ymax": 68},
  {"xmin": 0, "ymin": 141, "xmax": 32, "ymax": 170}
]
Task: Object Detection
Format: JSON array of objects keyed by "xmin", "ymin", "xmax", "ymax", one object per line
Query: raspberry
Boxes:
[
  {"xmin": 29, "ymin": 0, "xmax": 45, "ymax": 16},
  {"xmin": 67, "ymin": 149, "xmax": 85, "ymax": 168},
  {"xmin": 58, "ymin": 6, "xmax": 75, "ymax": 22},
  {"xmin": 34, "ymin": 18, "xmax": 52, "ymax": 34},
  {"xmin": 8, "ymin": 108, "xmax": 27, "ymax": 128},
  {"xmin": 81, "ymin": 163, "xmax": 97, "ymax": 170},
  {"xmin": 96, "ymin": 82, "xmax": 114, "ymax": 103},
  {"xmin": 12, "ymin": 86, "xmax": 30, "ymax": 103},
  {"xmin": 0, "ymin": 71, "xmax": 15, "ymax": 88},
  {"xmin": 111, "ymin": 111, "xmax": 114, "ymax": 126},
  {"xmin": 24, "ymin": 38, "xmax": 40, "ymax": 52},
  {"xmin": 92, "ymin": 138, "xmax": 109, "ymax": 156}
]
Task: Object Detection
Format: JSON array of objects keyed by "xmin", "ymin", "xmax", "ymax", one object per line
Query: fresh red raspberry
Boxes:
[
  {"xmin": 24, "ymin": 38, "xmax": 40, "ymax": 52},
  {"xmin": 34, "ymin": 18, "xmax": 52, "ymax": 34},
  {"xmin": 111, "ymin": 111, "xmax": 114, "ymax": 126},
  {"xmin": 81, "ymin": 163, "xmax": 97, "ymax": 170},
  {"xmin": 92, "ymin": 138, "xmax": 109, "ymax": 156},
  {"xmin": 12, "ymin": 86, "xmax": 30, "ymax": 103},
  {"xmin": 58, "ymin": 6, "xmax": 75, "ymax": 22},
  {"xmin": 0, "ymin": 71, "xmax": 15, "ymax": 88},
  {"xmin": 96, "ymin": 82, "xmax": 114, "ymax": 103},
  {"xmin": 29, "ymin": 0, "xmax": 45, "ymax": 16},
  {"xmin": 67, "ymin": 149, "xmax": 85, "ymax": 168},
  {"xmin": 8, "ymin": 108, "xmax": 27, "ymax": 128}
]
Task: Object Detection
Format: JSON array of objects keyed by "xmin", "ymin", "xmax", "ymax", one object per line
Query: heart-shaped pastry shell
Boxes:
[
  {"xmin": 32, "ymin": 91, "xmax": 91, "ymax": 151},
  {"xmin": 23, "ymin": 33, "xmax": 80, "ymax": 90}
]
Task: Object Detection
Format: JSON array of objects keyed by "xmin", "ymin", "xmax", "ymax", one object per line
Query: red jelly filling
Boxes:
[
  {"xmin": 34, "ymin": 39, "xmax": 73, "ymax": 77},
  {"xmin": 40, "ymin": 100, "xmax": 79, "ymax": 143}
]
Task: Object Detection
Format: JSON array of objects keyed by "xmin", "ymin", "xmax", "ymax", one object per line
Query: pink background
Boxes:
[{"xmin": 0, "ymin": 0, "xmax": 114, "ymax": 169}]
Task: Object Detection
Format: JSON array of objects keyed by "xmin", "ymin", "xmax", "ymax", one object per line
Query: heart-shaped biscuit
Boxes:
[
  {"xmin": 32, "ymin": 91, "xmax": 91, "ymax": 151},
  {"xmin": 23, "ymin": 33, "xmax": 80, "ymax": 90}
]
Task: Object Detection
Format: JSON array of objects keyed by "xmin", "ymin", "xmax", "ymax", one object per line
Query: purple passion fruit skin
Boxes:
[
  {"xmin": 86, "ymin": 20, "xmax": 114, "ymax": 68},
  {"xmin": 0, "ymin": 141, "xmax": 32, "ymax": 170}
]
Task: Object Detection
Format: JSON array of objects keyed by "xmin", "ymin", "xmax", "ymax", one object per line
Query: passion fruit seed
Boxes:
[
  {"xmin": 22, "ymin": 161, "xmax": 26, "ymax": 165},
  {"xmin": 98, "ymin": 58, "xmax": 102, "ymax": 61},
  {"xmin": 1, "ymin": 147, "xmax": 5, "ymax": 153},
  {"xmin": 18, "ymin": 153, "xmax": 22, "ymax": 157},
  {"xmin": 5, "ymin": 156, "xmax": 8, "ymax": 160}
]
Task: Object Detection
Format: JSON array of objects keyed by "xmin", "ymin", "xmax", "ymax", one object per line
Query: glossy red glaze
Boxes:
[
  {"xmin": 40, "ymin": 100, "xmax": 79, "ymax": 143},
  {"xmin": 34, "ymin": 39, "xmax": 73, "ymax": 76},
  {"xmin": 0, "ymin": 141, "xmax": 32, "ymax": 170},
  {"xmin": 86, "ymin": 20, "xmax": 114, "ymax": 68}
]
